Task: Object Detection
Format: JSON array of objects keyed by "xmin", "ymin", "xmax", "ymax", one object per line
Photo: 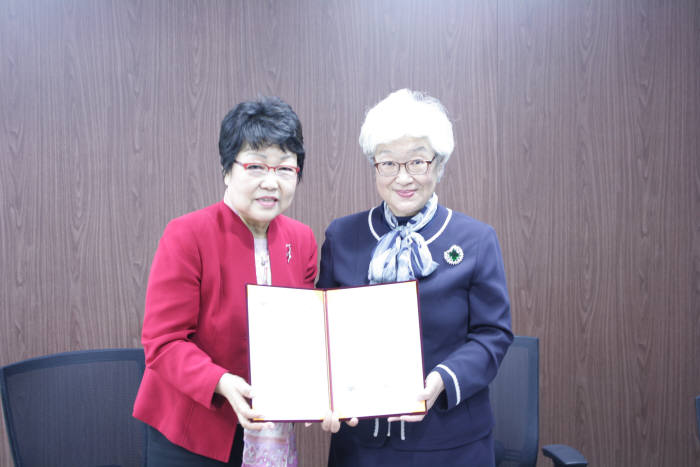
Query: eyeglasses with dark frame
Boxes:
[
  {"xmin": 234, "ymin": 161, "xmax": 300, "ymax": 179},
  {"xmin": 373, "ymin": 156, "xmax": 437, "ymax": 177}
]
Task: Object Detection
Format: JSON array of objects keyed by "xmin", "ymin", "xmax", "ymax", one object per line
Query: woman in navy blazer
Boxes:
[
  {"xmin": 133, "ymin": 97, "xmax": 316, "ymax": 465},
  {"xmin": 318, "ymin": 89, "xmax": 513, "ymax": 466}
]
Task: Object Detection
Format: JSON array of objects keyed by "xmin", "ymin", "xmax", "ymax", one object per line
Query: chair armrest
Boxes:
[{"xmin": 542, "ymin": 444, "xmax": 588, "ymax": 466}]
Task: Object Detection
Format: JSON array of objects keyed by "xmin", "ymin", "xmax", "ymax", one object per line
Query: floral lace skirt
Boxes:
[{"xmin": 242, "ymin": 423, "xmax": 297, "ymax": 467}]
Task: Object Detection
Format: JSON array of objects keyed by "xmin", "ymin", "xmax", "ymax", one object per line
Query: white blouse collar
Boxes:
[{"xmin": 367, "ymin": 205, "xmax": 452, "ymax": 245}]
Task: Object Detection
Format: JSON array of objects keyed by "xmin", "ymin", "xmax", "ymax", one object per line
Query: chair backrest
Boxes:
[
  {"xmin": 489, "ymin": 336, "xmax": 539, "ymax": 467},
  {"xmin": 1, "ymin": 348, "xmax": 147, "ymax": 467},
  {"xmin": 696, "ymin": 395, "xmax": 700, "ymax": 440}
]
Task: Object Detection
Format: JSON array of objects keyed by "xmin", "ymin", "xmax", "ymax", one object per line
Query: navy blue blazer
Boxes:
[{"xmin": 318, "ymin": 203, "xmax": 513, "ymax": 451}]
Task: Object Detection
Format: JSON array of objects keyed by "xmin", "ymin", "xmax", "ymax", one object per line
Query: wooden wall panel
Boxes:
[
  {"xmin": 1, "ymin": 0, "xmax": 698, "ymax": 465},
  {"xmin": 498, "ymin": 1, "xmax": 700, "ymax": 465}
]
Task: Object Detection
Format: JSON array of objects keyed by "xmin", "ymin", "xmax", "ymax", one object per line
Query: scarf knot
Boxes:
[{"xmin": 368, "ymin": 194, "xmax": 439, "ymax": 284}]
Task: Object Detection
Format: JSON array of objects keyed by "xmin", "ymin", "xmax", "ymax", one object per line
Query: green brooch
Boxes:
[{"xmin": 444, "ymin": 245, "xmax": 464, "ymax": 265}]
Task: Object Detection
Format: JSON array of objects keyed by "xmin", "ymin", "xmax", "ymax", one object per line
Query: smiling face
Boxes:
[
  {"xmin": 373, "ymin": 136, "xmax": 441, "ymax": 217},
  {"xmin": 223, "ymin": 144, "xmax": 298, "ymax": 237}
]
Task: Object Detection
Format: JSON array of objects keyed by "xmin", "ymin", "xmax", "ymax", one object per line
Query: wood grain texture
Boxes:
[
  {"xmin": 1, "ymin": 1, "xmax": 699, "ymax": 465},
  {"xmin": 498, "ymin": 0, "xmax": 700, "ymax": 465}
]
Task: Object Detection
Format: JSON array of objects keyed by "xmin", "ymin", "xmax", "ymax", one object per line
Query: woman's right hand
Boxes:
[
  {"xmin": 319, "ymin": 411, "xmax": 358, "ymax": 433},
  {"xmin": 215, "ymin": 373, "xmax": 274, "ymax": 431}
]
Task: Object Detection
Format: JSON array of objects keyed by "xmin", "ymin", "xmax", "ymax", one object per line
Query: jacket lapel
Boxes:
[{"xmin": 267, "ymin": 217, "xmax": 295, "ymax": 287}]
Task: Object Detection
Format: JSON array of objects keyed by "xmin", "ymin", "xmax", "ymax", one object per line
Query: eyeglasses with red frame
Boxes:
[{"xmin": 234, "ymin": 161, "xmax": 300, "ymax": 179}]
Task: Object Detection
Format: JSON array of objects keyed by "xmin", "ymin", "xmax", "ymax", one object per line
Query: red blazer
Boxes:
[{"xmin": 133, "ymin": 201, "xmax": 317, "ymax": 462}]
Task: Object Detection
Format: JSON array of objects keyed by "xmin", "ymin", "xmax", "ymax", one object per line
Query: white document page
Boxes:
[
  {"xmin": 247, "ymin": 285, "xmax": 330, "ymax": 421},
  {"xmin": 324, "ymin": 281, "xmax": 426, "ymax": 419}
]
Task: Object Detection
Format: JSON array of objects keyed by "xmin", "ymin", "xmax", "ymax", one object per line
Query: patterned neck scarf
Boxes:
[{"xmin": 368, "ymin": 193, "xmax": 439, "ymax": 284}]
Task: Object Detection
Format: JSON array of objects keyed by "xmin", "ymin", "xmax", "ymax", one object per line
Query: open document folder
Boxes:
[{"xmin": 246, "ymin": 280, "xmax": 427, "ymax": 422}]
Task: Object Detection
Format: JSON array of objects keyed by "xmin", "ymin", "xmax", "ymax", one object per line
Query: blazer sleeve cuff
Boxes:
[
  {"xmin": 435, "ymin": 364, "xmax": 461, "ymax": 409},
  {"xmin": 199, "ymin": 364, "xmax": 229, "ymax": 409}
]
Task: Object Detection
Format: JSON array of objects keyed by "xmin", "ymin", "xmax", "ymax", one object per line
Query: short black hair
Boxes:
[{"xmin": 219, "ymin": 96, "xmax": 305, "ymax": 179}]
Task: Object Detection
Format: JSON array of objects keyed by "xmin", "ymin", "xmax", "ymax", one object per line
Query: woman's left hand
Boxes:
[{"xmin": 388, "ymin": 371, "xmax": 444, "ymax": 423}]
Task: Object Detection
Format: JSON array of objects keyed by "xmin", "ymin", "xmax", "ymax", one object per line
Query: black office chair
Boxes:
[
  {"xmin": 490, "ymin": 336, "xmax": 588, "ymax": 466},
  {"xmin": 1, "ymin": 348, "xmax": 147, "ymax": 467}
]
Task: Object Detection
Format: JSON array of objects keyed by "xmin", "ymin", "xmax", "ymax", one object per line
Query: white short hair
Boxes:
[{"xmin": 359, "ymin": 89, "xmax": 454, "ymax": 162}]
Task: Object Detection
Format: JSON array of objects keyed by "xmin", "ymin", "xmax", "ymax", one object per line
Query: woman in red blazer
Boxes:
[{"xmin": 133, "ymin": 97, "xmax": 317, "ymax": 466}]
